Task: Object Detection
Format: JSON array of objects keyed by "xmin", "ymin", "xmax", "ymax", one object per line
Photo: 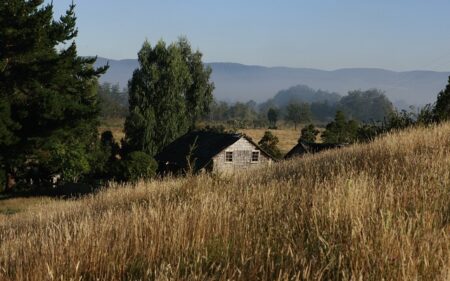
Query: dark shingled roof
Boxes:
[
  {"xmin": 155, "ymin": 131, "xmax": 246, "ymax": 172},
  {"xmin": 285, "ymin": 141, "xmax": 347, "ymax": 159}
]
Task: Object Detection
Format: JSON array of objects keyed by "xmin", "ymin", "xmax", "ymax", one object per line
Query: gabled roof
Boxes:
[
  {"xmin": 285, "ymin": 141, "xmax": 347, "ymax": 159},
  {"xmin": 155, "ymin": 131, "xmax": 274, "ymax": 172}
]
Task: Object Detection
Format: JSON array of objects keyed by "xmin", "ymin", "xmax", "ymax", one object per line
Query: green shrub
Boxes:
[
  {"xmin": 119, "ymin": 152, "xmax": 157, "ymax": 182},
  {"xmin": 299, "ymin": 124, "xmax": 319, "ymax": 143},
  {"xmin": 258, "ymin": 131, "xmax": 283, "ymax": 159},
  {"xmin": 45, "ymin": 142, "xmax": 91, "ymax": 184}
]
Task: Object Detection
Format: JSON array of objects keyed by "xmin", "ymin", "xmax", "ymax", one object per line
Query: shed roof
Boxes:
[{"xmin": 285, "ymin": 141, "xmax": 347, "ymax": 159}]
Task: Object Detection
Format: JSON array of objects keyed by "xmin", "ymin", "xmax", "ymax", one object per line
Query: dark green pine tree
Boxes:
[
  {"xmin": 0, "ymin": 1, "xmax": 107, "ymax": 189},
  {"xmin": 434, "ymin": 76, "xmax": 450, "ymax": 122}
]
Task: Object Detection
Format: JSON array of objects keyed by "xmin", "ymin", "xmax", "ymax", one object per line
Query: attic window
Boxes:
[
  {"xmin": 251, "ymin": 151, "xmax": 260, "ymax": 162},
  {"xmin": 225, "ymin": 151, "xmax": 233, "ymax": 162}
]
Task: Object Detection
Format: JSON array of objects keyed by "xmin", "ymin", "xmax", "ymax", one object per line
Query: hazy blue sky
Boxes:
[{"xmin": 47, "ymin": 1, "xmax": 450, "ymax": 71}]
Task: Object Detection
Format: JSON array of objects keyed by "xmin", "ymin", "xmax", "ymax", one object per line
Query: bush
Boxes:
[
  {"xmin": 356, "ymin": 123, "xmax": 384, "ymax": 142},
  {"xmin": 258, "ymin": 131, "xmax": 283, "ymax": 159},
  {"xmin": 384, "ymin": 110, "xmax": 416, "ymax": 130},
  {"xmin": 44, "ymin": 141, "xmax": 91, "ymax": 184},
  {"xmin": 119, "ymin": 152, "xmax": 157, "ymax": 182},
  {"xmin": 299, "ymin": 124, "xmax": 319, "ymax": 143},
  {"xmin": 322, "ymin": 111, "xmax": 359, "ymax": 143}
]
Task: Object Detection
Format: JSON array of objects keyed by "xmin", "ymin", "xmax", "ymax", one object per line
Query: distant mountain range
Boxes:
[{"xmin": 94, "ymin": 57, "xmax": 450, "ymax": 106}]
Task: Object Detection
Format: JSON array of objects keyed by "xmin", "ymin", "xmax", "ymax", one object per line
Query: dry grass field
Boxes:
[
  {"xmin": 0, "ymin": 197, "xmax": 54, "ymax": 216},
  {"xmin": 240, "ymin": 125, "xmax": 326, "ymax": 153},
  {"xmin": 1, "ymin": 123, "xmax": 450, "ymax": 280},
  {"xmin": 240, "ymin": 128, "xmax": 300, "ymax": 153}
]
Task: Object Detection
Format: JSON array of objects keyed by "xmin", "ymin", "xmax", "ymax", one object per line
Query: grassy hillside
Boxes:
[{"xmin": 1, "ymin": 123, "xmax": 449, "ymax": 280}]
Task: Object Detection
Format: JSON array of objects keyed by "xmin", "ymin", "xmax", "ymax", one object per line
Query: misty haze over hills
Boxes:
[{"xmin": 95, "ymin": 57, "xmax": 450, "ymax": 107}]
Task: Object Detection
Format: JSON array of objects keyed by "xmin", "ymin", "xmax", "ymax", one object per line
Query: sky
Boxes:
[{"xmin": 46, "ymin": 0, "xmax": 450, "ymax": 71}]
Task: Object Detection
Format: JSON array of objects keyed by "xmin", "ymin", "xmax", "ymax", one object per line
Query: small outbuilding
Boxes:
[
  {"xmin": 285, "ymin": 141, "xmax": 347, "ymax": 159},
  {"xmin": 155, "ymin": 131, "xmax": 275, "ymax": 175}
]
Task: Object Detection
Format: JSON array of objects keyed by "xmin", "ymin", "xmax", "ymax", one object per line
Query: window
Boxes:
[
  {"xmin": 252, "ymin": 151, "xmax": 260, "ymax": 162},
  {"xmin": 225, "ymin": 151, "xmax": 233, "ymax": 162}
]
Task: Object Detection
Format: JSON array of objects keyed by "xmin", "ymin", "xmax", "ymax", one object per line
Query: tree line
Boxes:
[
  {"xmin": 204, "ymin": 88, "xmax": 395, "ymax": 129},
  {"xmin": 294, "ymin": 88, "xmax": 450, "ymax": 147},
  {"xmin": 98, "ymin": 83, "xmax": 128, "ymax": 119},
  {"xmin": 98, "ymin": 82, "xmax": 397, "ymax": 135},
  {"xmin": 258, "ymin": 92, "xmax": 450, "ymax": 160}
]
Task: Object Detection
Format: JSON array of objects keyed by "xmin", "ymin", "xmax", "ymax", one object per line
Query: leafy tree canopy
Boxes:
[
  {"xmin": 263, "ymin": 85, "xmax": 341, "ymax": 109},
  {"xmin": 285, "ymin": 102, "xmax": 312, "ymax": 129},
  {"xmin": 124, "ymin": 38, "xmax": 214, "ymax": 156},
  {"xmin": 339, "ymin": 89, "xmax": 394, "ymax": 122}
]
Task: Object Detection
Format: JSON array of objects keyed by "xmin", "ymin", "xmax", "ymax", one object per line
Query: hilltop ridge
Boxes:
[{"xmin": 95, "ymin": 57, "xmax": 450, "ymax": 106}]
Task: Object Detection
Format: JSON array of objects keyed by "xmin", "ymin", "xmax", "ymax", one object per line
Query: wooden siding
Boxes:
[{"xmin": 212, "ymin": 137, "xmax": 271, "ymax": 174}]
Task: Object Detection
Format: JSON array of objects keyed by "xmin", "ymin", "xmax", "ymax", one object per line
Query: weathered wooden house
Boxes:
[
  {"xmin": 285, "ymin": 141, "xmax": 347, "ymax": 159},
  {"xmin": 155, "ymin": 131, "xmax": 275, "ymax": 174}
]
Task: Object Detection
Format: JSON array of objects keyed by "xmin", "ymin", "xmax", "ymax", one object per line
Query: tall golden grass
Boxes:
[{"xmin": 0, "ymin": 123, "xmax": 449, "ymax": 280}]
